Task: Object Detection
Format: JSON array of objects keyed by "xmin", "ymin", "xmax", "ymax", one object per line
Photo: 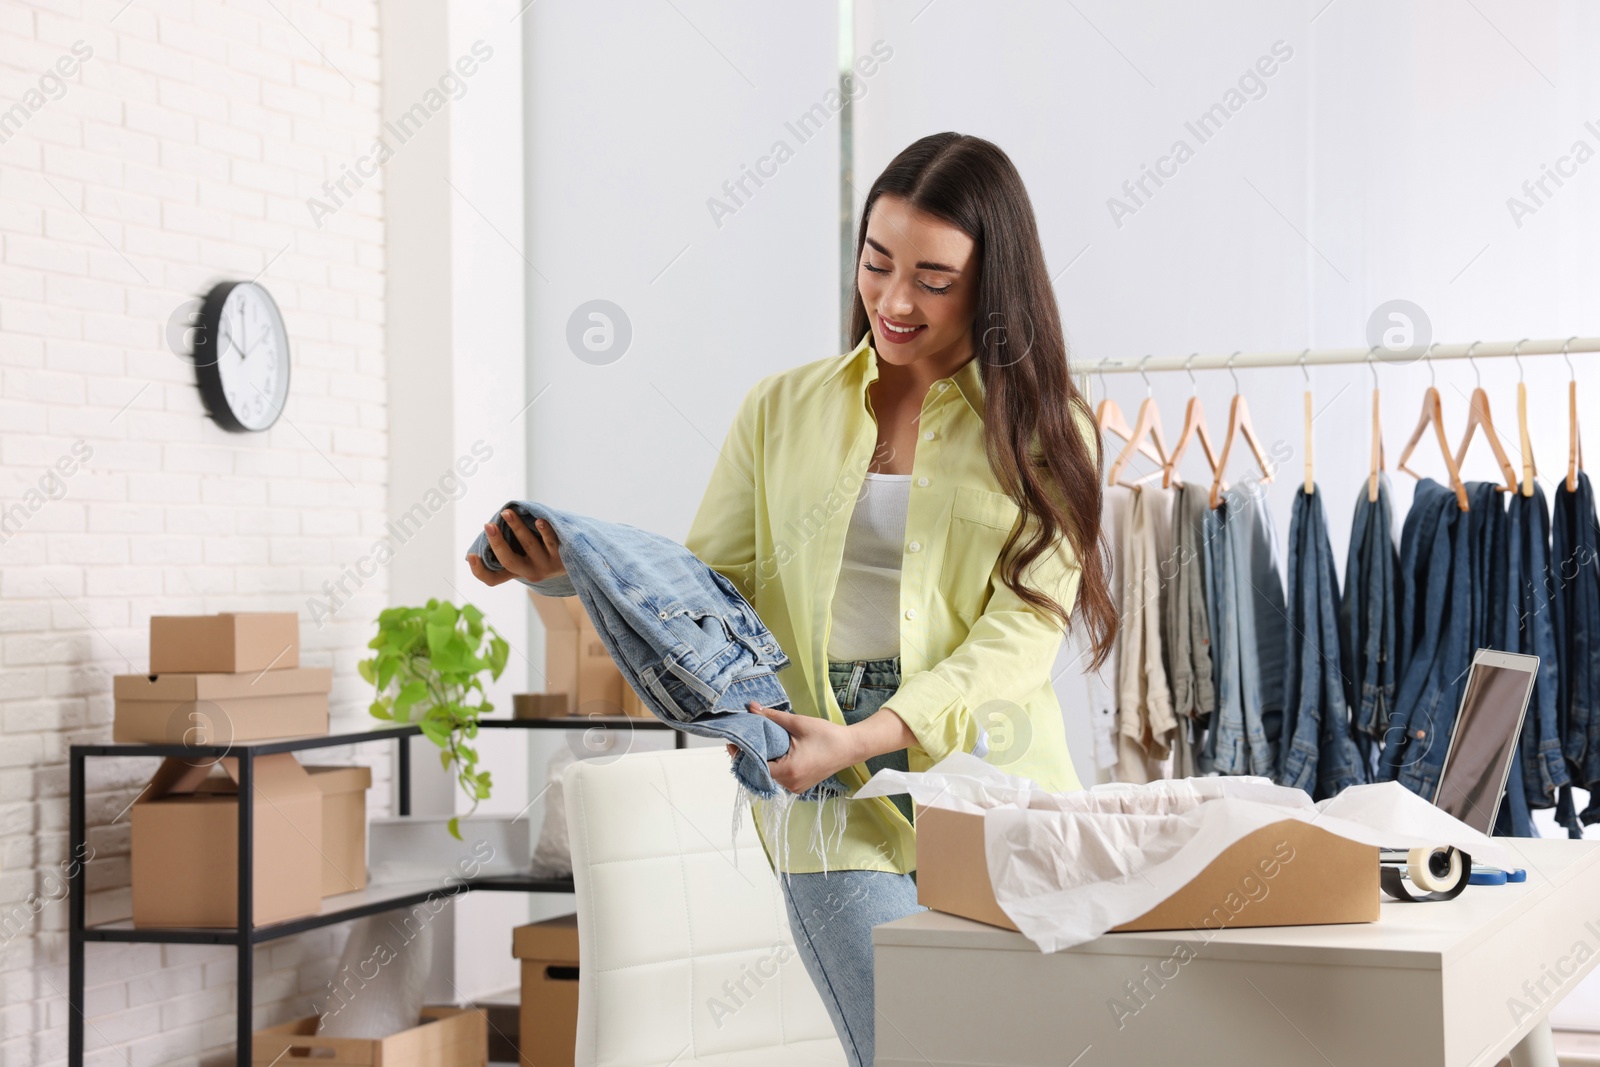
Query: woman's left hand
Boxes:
[{"xmin": 742, "ymin": 700, "xmax": 861, "ymax": 794}]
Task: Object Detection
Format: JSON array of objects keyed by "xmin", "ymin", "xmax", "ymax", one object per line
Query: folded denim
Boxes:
[{"xmin": 467, "ymin": 500, "xmax": 847, "ymax": 803}]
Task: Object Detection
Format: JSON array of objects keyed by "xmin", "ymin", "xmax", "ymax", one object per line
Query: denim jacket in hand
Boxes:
[{"xmin": 467, "ymin": 500, "xmax": 847, "ymax": 803}]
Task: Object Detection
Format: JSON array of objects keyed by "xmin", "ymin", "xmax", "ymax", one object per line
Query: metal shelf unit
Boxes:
[{"xmin": 68, "ymin": 715, "xmax": 686, "ymax": 1066}]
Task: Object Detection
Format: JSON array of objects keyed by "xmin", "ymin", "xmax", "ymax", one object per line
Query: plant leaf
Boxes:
[{"xmin": 393, "ymin": 680, "xmax": 428, "ymax": 720}]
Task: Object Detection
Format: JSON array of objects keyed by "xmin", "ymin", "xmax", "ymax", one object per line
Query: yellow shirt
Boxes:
[{"xmin": 684, "ymin": 333, "xmax": 1084, "ymax": 874}]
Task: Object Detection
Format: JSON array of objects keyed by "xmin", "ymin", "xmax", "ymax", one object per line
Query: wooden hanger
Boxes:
[
  {"xmin": 1562, "ymin": 337, "xmax": 1583, "ymax": 493},
  {"xmin": 1106, "ymin": 358, "xmax": 1170, "ymax": 488},
  {"xmin": 1396, "ymin": 345, "xmax": 1469, "ymax": 511},
  {"xmin": 1162, "ymin": 354, "xmax": 1221, "ymax": 489},
  {"xmin": 1512, "ymin": 341, "xmax": 1536, "ymax": 498},
  {"xmin": 1095, "ymin": 398, "xmax": 1164, "ymax": 470},
  {"xmin": 1570, "ymin": 379, "xmax": 1583, "ymax": 492},
  {"xmin": 1209, "ymin": 352, "xmax": 1274, "ymax": 509},
  {"xmin": 1451, "ymin": 343, "xmax": 1518, "ymax": 494},
  {"xmin": 1367, "ymin": 347, "xmax": 1386, "ymax": 503},
  {"xmin": 1300, "ymin": 350, "xmax": 1314, "ymax": 495}
]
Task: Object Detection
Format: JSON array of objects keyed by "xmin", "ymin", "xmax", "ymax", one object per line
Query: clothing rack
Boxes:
[{"xmin": 1086, "ymin": 336, "xmax": 1600, "ymax": 374}]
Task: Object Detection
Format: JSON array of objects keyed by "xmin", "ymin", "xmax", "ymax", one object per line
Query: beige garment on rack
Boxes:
[
  {"xmin": 1085, "ymin": 484, "xmax": 1133, "ymax": 783},
  {"xmin": 1116, "ymin": 485, "xmax": 1177, "ymax": 782}
]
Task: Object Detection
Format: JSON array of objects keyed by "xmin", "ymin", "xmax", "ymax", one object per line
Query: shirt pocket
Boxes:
[{"xmin": 937, "ymin": 486, "xmax": 1021, "ymax": 624}]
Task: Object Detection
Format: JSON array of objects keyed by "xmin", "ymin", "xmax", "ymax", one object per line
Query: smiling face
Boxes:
[{"xmin": 856, "ymin": 193, "xmax": 980, "ymax": 374}]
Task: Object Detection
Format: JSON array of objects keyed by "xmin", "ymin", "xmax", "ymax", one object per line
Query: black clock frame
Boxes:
[{"xmin": 194, "ymin": 280, "xmax": 291, "ymax": 433}]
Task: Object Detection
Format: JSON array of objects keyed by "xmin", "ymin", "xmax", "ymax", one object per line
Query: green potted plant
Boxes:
[{"xmin": 359, "ymin": 599, "xmax": 510, "ymax": 839}]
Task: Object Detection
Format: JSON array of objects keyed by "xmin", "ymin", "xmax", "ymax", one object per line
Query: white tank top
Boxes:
[{"xmin": 826, "ymin": 472, "xmax": 912, "ymax": 660}]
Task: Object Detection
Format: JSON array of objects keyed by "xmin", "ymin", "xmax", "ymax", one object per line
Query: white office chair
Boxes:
[{"xmin": 562, "ymin": 745, "xmax": 848, "ymax": 1066}]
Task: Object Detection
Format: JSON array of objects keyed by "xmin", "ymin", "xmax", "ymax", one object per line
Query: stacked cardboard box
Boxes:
[
  {"xmin": 517, "ymin": 591, "xmax": 650, "ymax": 720},
  {"xmin": 124, "ymin": 612, "xmax": 371, "ymax": 927},
  {"xmin": 114, "ymin": 612, "xmax": 331, "ymax": 744},
  {"xmin": 131, "ymin": 752, "xmax": 324, "ymax": 927},
  {"xmin": 304, "ymin": 764, "xmax": 373, "ymax": 896}
]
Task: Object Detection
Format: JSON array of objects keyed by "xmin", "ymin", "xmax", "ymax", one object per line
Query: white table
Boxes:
[{"xmin": 874, "ymin": 839, "xmax": 1600, "ymax": 1067}]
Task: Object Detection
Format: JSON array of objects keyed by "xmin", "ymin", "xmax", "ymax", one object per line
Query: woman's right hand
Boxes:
[{"xmin": 465, "ymin": 509, "xmax": 567, "ymax": 587}]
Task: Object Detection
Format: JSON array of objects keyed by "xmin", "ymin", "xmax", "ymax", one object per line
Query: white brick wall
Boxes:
[{"xmin": 0, "ymin": 2, "xmax": 392, "ymax": 1063}]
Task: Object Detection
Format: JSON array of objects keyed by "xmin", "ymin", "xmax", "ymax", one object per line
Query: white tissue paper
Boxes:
[{"xmin": 853, "ymin": 752, "xmax": 1518, "ymax": 952}]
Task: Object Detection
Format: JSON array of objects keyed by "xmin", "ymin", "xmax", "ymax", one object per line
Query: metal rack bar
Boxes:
[
  {"xmin": 1085, "ymin": 336, "xmax": 1600, "ymax": 374},
  {"xmin": 235, "ymin": 752, "xmax": 253, "ymax": 1065},
  {"xmin": 79, "ymin": 872, "xmax": 580, "ymax": 945},
  {"xmin": 68, "ymin": 750, "xmax": 85, "ymax": 1067}
]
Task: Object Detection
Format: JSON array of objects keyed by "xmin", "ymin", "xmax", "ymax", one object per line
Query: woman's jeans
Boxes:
[{"xmin": 776, "ymin": 655, "xmax": 929, "ymax": 1067}]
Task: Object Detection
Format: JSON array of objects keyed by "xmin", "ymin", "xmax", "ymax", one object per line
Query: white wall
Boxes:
[{"xmin": 0, "ymin": 1, "xmax": 388, "ymax": 1063}]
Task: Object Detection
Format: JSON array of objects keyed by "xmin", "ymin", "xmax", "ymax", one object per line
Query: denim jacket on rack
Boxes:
[
  {"xmin": 1382, "ymin": 478, "xmax": 1474, "ymax": 798},
  {"xmin": 1202, "ymin": 482, "xmax": 1287, "ymax": 777},
  {"xmin": 1338, "ymin": 473, "xmax": 1398, "ymax": 779},
  {"xmin": 1279, "ymin": 485, "xmax": 1364, "ymax": 799},
  {"xmin": 1453, "ymin": 480, "xmax": 1536, "ymax": 839},
  {"xmin": 1554, "ymin": 472, "xmax": 1600, "ymax": 829},
  {"xmin": 467, "ymin": 500, "xmax": 844, "ymax": 803},
  {"xmin": 1503, "ymin": 484, "xmax": 1568, "ymax": 822}
]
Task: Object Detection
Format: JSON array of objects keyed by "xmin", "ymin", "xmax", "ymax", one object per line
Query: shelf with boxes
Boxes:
[{"xmin": 67, "ymin": 609, "xmax": 684, "ymax": 1067}]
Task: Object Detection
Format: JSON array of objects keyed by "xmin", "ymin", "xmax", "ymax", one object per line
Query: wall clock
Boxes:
[{"xmin": 194, "ymin": 280, "xmax": 291, "ymax": 432}]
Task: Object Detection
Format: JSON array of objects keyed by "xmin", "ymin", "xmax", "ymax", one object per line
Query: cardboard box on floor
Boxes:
[
  {"xmin": 303, "ymin": 764, "xmax": 372, "ymax": 896},
  {"xmin": 512, "ymin": 913, "xmax": 579, "ymax": 1067},
  {"xmin": 527, "ymin": 589, "xmax": 626, "ymax": 714},
  {"xmin": 131, "ymin": 752, "xmax": 322, "ymax": 927},
  {"xmin": 113, "ymin": 667, "xmax": 331, "ymax": 744},
  {"xmin": 912, "ymin": 803, "xmax": 1380, "ymax": 936},
  {"xmin": 252, "ymin": 1005, "xmax": 487, "ymax": 1067},
  {"xmin": 150, "ymin": 612, "xmax": 300, "ymax": 674}
]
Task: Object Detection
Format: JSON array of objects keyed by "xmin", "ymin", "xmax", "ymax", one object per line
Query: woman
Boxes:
[{"xmin": 470, "ymin": 132, "xmax": 1114, "ymax": 1067}]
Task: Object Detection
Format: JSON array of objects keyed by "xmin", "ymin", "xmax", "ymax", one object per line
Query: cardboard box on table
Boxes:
[
  {"xmin": 150, "ymin": 611, "xmax": 300, "ymax": 673},
  {"xmin": 912, "ymin": 802, "xmax": 1380, "ymax": 935},
  {"xmin": 112, "ymin": 667, "xmax": 331, "ymax": 744},
  {"xmin": 131, "ymin": 752, "xmax": 322, "ymax": 927},
  {"xmin": 527, "ymin": 589, "xmax": 628, "ymax": 716},
  {"xmin": 251, "ymin": 1005, "xmax": 487, "ymax": 1067},
  {"xmin": 517, "ymin": 686, "xmax": 648, "ymax": 719},
  {"xmin": 511, "ymin": 913, "xmax": 579, "ymax": 1067},
  {"xmin": 303, "ymin": 764, "xmax": 372, "ymax": 896}
]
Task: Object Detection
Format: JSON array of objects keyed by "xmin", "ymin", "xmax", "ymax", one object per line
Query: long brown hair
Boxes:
[{"xmin": 848, "ymin": 132, "xmax": 1116, "ymax": 670}]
